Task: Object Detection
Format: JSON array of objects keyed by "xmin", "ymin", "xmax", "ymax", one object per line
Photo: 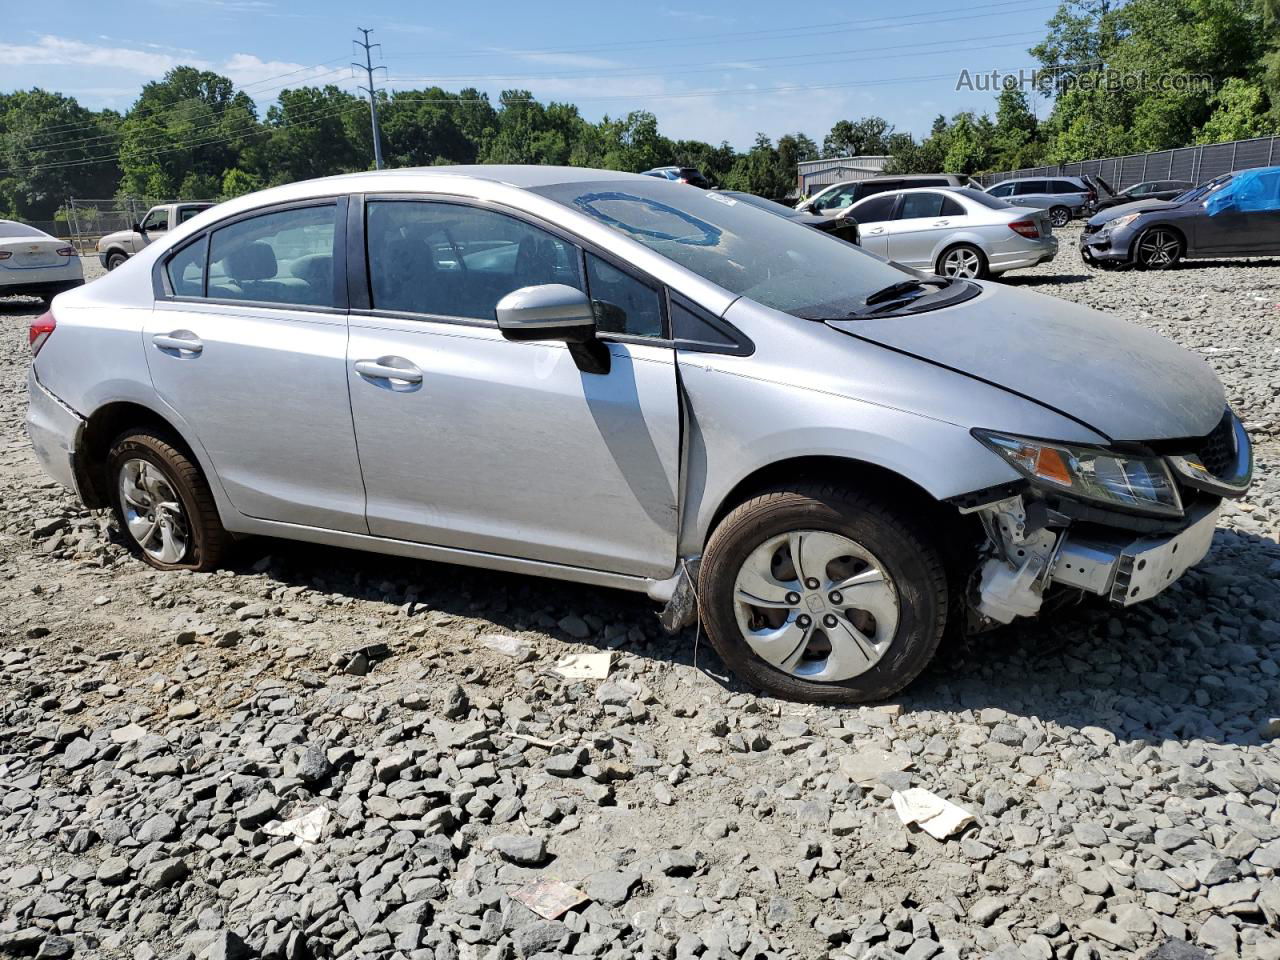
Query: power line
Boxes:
[{"xmin": 353, "ymin": 27, "xmax": 387, "ymax": 170}]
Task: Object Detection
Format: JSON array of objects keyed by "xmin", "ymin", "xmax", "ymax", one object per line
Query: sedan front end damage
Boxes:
[{"xmin": 961, "ymin": 409, "xmax": 1252, "ymax": 626}]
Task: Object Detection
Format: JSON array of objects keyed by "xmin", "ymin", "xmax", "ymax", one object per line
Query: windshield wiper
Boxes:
[{"xmin": 853, "ymin": 277, "xmax": 953, "ymax": 315}]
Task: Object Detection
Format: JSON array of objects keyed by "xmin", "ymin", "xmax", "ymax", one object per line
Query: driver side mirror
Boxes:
[
  {"xmin": 496, "ymin": 283, "xmax": 610, "ymax": 374},
  {"xmin": 132, "ymin": 222, "xmax": 144, "ymax": 233}
]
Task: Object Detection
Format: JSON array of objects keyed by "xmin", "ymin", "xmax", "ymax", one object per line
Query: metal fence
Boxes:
[
  {"xmin": 61, "ymin": 198, "xmax": 165, "ymax": 254},
  {"xmin": 981, "ymin": 135, "xmax": 1280, "ymax": 190}
]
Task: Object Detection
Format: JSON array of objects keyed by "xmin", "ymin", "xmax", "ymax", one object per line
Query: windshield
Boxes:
[
  {"xmin": 0, "ymin": 220, "xmax": 51, "ymax": 239},
  {"xmin": 1173, "ymin": 174, "xmax": 1233, "ymax": 204},
  {"xmin": 535, "ymin": 179, "xmax": 912, "ymax": 318}
]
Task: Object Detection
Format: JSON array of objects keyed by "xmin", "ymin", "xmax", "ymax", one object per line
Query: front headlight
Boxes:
[
  {"xmin": 1103, "ymin": 212, "xmax": 1142, "ymax": 233},
  {"xmin": 974, "ymin": 430, "xmax": 1183, "ymax": 517}
]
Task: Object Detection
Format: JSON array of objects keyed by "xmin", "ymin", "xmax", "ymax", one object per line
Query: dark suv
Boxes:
[{"xmin": 799, "ymin": 174, "xmax": 981, "ymax": 216}]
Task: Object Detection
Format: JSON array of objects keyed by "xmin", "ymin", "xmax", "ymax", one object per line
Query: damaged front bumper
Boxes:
[{"xmin": 970, "ymin": 494, "xmax": 1220, "ymax": 624}]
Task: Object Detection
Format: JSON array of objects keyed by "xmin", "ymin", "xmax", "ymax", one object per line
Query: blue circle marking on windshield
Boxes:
[{"xmin": 571, "ymin": 191, "xmax": 723, "ymax": 247}]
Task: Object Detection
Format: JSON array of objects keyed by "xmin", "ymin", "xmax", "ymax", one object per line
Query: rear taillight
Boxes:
[
  {"xmin": 1009, "ymin": 220, "xmax": 1040, "ymax": 239},
  {"xmin": 29, "ymin": 311, "xmax": 55, "ymax": 356},
  {"xmin": 56, "ymin": 246, "xmax": 75, "ymax": 257}
]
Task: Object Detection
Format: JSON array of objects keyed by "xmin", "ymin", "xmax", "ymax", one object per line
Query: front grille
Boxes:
[{"xmin": 1195, "ymin": 413, "xmax": 1236, "ymax": 478}]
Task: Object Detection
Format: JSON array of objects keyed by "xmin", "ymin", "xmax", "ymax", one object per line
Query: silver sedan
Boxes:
[
  {"xmin": 27, "ymin": 166, "xmax": 1250, "ymax": 703},
  {"xmin": 842, "ymin": 187, "xmax": 1058, "ymax": 279}
]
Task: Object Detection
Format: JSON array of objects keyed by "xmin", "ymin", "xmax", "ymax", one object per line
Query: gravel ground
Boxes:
[{"xmin": 1, "ymin": 232, "xmax": 1278, "ymax": 960}]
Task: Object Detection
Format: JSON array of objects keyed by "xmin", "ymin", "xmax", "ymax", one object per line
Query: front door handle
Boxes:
[
  {"xmin": 867, "ymin": 226, "xmax": 885, "ymax": 235},
  {"xmin": 932, "ymin": 220, "xmax": 951, "ymax": 226},
  {"xmin": 354, "ymin": 358, "xmax": 423, "ymax": 384},
  {"xmin": 152, "ymin": 331, "xmax": 203, "ymax": 354}
]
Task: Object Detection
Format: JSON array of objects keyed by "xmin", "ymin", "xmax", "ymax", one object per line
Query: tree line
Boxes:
[{"xmin": 0, "ymin": 0, "xmax": 1276, "ymax": 222}]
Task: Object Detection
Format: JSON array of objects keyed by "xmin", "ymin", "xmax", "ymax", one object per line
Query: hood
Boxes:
[
  {"xmin": 1087, "ymin": 197, "xmax": 1181, "ymax": 227},
  {"xmin": 97, "ymin": 227, "xmax": 135, "ymax": 249},
  {"xmin": 826, "ymin": 283, "xmax": 1224, "ymax": 443}
]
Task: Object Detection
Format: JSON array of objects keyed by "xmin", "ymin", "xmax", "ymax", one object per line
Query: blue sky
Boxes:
[{"xmin": 1, "ymin": 0, "xmax": 1062, "ymax": 149}]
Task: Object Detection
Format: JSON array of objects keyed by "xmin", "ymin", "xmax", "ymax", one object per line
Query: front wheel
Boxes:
[
  {"xmin": 699, "ymin": 485, "xmax": 948, "ymax": 703},
  {"xmin": 936, "ymin": 243, "xmax": 988, "ymax": 280},
  {"xmin": 1132, "ymin": 228, "xmax": 1182, "ymax": 269},
  {"xmin": 1049, "ymin": 206, "xmax": 1071, "ymax": 228},
  {"xmin": 107, "ymin": 429, "xmax": 227, "ymax": 571},
  {"xmin": 105, "ymin": 252, "xmax": 128, "ymax": 271}
]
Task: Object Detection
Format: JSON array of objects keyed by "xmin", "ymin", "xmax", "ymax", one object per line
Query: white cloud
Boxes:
[{"xmin": 0, "ymin": 35, "xmax": 204, "ymax": 76}]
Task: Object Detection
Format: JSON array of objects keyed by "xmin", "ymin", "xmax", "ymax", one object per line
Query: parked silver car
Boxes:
[
  {"xmin": 985, "ymin": 176, "xmax": 1094, "ymax": 227},
  {"xmin": 841, "ymin": 187, "xmax": 1057, "ymax": 278},
  {"xmin": 27, "ymin": 166, "xmax": 1252, "ymax": 703}
]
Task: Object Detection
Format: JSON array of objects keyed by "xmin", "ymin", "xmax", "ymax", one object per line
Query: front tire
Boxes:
[
  {"xmin": 1132, "ymin": 228, "xmax": 1182, "ymax": 269},
  {"xmin": 1049, "ymin": 206, "xmax": 1071, "ymax": 228},
  {"xmin": 107, "ymin": 429, "xmax": 227, "ymax": 571},
  {"xmin": 105, "ymin": 252, "xmax": 128, "ymax": 271},
  {"xmin": 699, "ymin": 484, "xmax": 948, "ymax": 704}
]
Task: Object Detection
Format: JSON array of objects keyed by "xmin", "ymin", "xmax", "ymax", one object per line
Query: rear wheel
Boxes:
[
  {"xmin": 1133, "ymin": 228, "xmax": 1182, "ymax": 269},
  {"xmin": 936, "ymin": 243, "xmax": 988, "ymax": 280},
  {"xmin": 1049, "ymin": 206, "xmax": 1071, "ymax": 228},
  {"xmin": 105, "ymin": 252, "xmax": 128, "ymax": 271},
  {"xmin": 699, "ymin": 484, "xmax": 948, "ymax": 703},
  {"xmin": 107, "ymin": 429, "xmax": 227, "ymax": 571}
]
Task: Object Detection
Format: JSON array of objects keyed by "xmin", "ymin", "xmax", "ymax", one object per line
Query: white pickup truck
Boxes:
[{"xmin": 96, "ymin": 202, "xmax": 213, "ymax": 270}]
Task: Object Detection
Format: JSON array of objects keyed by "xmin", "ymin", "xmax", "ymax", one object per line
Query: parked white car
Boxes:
[
  {"xmin": 841, "ymin": 187, "xmax": 1058, "ymax": 279},
  {"xmin": 0, "ymin": 220, "xmax": 83, "ymax": 304}
]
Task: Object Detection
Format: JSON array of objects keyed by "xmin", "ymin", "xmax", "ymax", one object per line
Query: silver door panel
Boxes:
[
  {"xmin": 347, "ymin": 316, "xmax": 680, "ymax": 578},
  {"xmin": 145, "ymin": 301, "xmax": 368, "ymax": 533}
]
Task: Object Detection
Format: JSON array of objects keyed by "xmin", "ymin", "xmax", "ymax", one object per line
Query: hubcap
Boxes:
[
  {"xmin": 1138, "ymin": 230, "xmax": 1178, "ymax": 266},
  {"xmin": 732, "ymin": 530, "xmax": 900, "ymax": 682},
  {"xmin": 942, "ymin": 248, "xmax": 981, "ymax": 278},
  {"xmin": 118, "ymin": 459, "xmax": 189, "ymax": 564}
]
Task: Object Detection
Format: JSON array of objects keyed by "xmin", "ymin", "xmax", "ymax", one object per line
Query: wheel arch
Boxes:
[
  {"xmin": 933, "ymin": 238, "xmax": 989, "ymax": 275},
  {"xmin": 77, "ymin": 400, "xmax": 205, "ymax": 509},
  {"xmin": 701, "ymin": 455, "xmax": 976, "ymax": 567}
]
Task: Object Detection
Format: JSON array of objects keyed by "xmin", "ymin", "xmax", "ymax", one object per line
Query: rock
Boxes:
[
  {"xmin": 1196, "ymin": 916, "xmax": 1238, "ymax": 956},
  {"xmin": 585, "ymin": 869, "xmax": 641, "ymax": 907},
  {"xmin": 96, "ymin": 856, "xmax": 131, "ymax": 885},
  {"xmin": 1079, "ymin": 919, "xmax": 1136, "ymax": 951},
  {"xmin": 557, "ymin": 615, "xmax": 591, "ymax": 639},
  {"xmin": 136, "ymin": 812, "xmax": 178, "ymax": 843},
  {"xmin": 1141, "ymin": 940, "xmax": 1215, "ymax": 960},
  {"xmin": 512, "ymin": 920, "xmax": 567, "ymax": 957},
  {"xmin": 61, "ymin": 737, "xmax": 94, "ymax": 770},
  {"xmin": 969, "ymin": 897, "xmax": 1008, "ymax": 926},
  {"xmin": 490, "ymin": 834, "xmax": 547, "ymax": 865},
  {"xmin": 139, "ymin": 857, "xmax": 188, "ymax": 888},
  {"xmin": 35, "ymin": 936, "xmax": 74, "ymax": 960},
  {"xmin": 199, "ymin": 931, "xmax": 251, "ymax": 960},
  {"xmin": 296, "ymin": 743, "xmax": 331, "ymax": 784}
]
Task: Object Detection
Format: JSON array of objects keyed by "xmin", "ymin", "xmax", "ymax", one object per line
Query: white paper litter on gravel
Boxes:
[{"xmin": 891, "ymin": 787, "xmax": 975, "ymax": 839}]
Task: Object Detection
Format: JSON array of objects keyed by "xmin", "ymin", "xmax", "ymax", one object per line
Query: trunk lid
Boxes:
[
  {"xmin": 826, "ymin": 284, "xmax": 1224, "ymax": 442},
  {"xmin": 0, "ymin": 237, "xmax": 67, "ymax": 268}
]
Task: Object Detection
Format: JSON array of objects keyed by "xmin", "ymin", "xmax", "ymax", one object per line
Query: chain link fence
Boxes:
[
  {"xmin": 981, "ymin": 135, "xmax": 1280, "ymax": 191},
  {"xmin": 60, "ymin": 198, "xmax": 167, "ymax": 255}
]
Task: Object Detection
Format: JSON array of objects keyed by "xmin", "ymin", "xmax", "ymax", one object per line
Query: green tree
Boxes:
[
  {"xmin": 822, "ymin": 117, "xmax": 895, "ymax": 157},
  {"xmin": 991, "ymin": 88, "xmax": 1043, "ymax": 171},
  {"xmin": 1195, "ymin": 77, "xmax": 1273, "ymax": 142},
  {"xmin": 0, "ymin": 90, "xmax": 121, "ymax": 219},
  {"xmin": 252, "ymin": 85, "xmax": 366, "ymax": 185}
]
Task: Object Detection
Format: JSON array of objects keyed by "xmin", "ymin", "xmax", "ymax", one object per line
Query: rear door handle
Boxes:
[
  {"xmin": 152, "ymin": 331, "xmax": 203, "ymax": 354},
  {"xmin": 932, "ymin": 220, "xmax": 951, "ymax": 226},
  {"xmin": 354, "ymin": 358, "xmax": 423, "ymax": 384}
]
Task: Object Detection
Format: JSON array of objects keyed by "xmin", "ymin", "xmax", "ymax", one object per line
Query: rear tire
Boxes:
[
  {"xmin": 105, "ymin": 252, "xmax": 128, "ymax": 271},
  {"xmin": 936, "ymin": 243, "xmax": 988, "ymax": 280},
  {"xmin": 699, "ymin": 484, "xmax": 948, "ymax": 704},
  {"xmin": 107, "ymin": 429, "xmax": 227, "ymax": 571},
  {"xmin": 1049, "ymin": 206, "xmax": 1071, "ymax": 228}
]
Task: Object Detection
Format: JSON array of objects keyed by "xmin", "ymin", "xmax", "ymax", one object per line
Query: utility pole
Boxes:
[{"xmin": 353, "ymin": 27, "xmax": 386, "ymax": 170}]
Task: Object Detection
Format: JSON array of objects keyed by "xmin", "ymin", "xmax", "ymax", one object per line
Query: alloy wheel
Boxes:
[
  {"xmin": 1136, "ymin": 229, "xmax": 1180, "ymax": 268},
  {"xmin": 732, "ymin": 530, "xmax": 900, "ymax": 682},
  {"xmin": 940, "ymin": 247, "xmax": 983, "ymax": 278},
  {"xmin": 1050, "ymin": 207, "xmax": 1071, "ymax": 228},
  {"xmin": 118, "ymin": 459, "xmax": 190, "ymax": 564}
]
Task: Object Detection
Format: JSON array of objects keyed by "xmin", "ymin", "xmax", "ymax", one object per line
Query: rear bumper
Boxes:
[
  {"xmin": 26, "ymin": 368, "xmax": 86, "ymax": 501},
  {"xmin": 0, "ymin": 277, "xmax": 84, "ymax": 299},
  {"xmin": 990, "ymin": 236, "xmax": 1058, "ymax": 273}
]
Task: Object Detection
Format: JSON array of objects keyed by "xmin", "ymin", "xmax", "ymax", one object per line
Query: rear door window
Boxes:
[
  {"xmin": 1014, "ymin": 180, "xmax": 1047, "ymax": 195},
  {"xmin": 166, "ymin": 236, "xmax": 207, "ymax": 298},
  {"xmin": 207, "ymin": 204, "xmax": 337, "ymax": 307},
  {"xmin": 896, "ymin": 192, "xmax": 947, "ymax": 219}
]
